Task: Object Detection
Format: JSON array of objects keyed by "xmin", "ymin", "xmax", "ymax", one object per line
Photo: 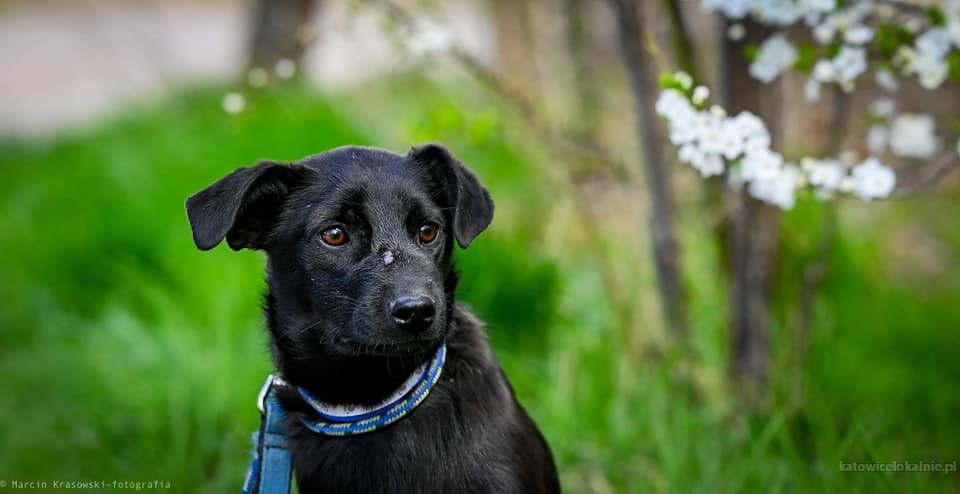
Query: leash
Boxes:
[
  {"xmin": 240, "ymin": 343, "xmax": 447, "ymax": 493},
  {"xmin": 241, "ymin": 375, "xmax": 293, "ymax": 494}
]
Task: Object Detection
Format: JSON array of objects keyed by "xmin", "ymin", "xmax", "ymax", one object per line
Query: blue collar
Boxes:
[
  {"xmin": 241, "ymin": 344, "xmax": 447, "ymax": 494},
  {"xmin": 297, "ymin": 343, "xmax": 447, "ymax": 436}
]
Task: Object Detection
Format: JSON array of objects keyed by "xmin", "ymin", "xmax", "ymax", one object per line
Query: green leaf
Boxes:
[
  {"xmin": 793, "ymin": 42, "xmax": 819, "ymax": 72},
  {"xmin": 874, "ymin": 24, "xmax": 914, "ymax": 58},
  {"xmin": 743, "ymin": 43, "xmax": 759, "ymax": 63},
  {"xmin": 658, "ymin": 73, "xmax": 684, "ymax": 93},
  {"xmin": 826, "ymin": 43, "xmax": 842, "ymax": 59},
  {"xmin": 928, "ymin": 6, "xmax": 946, "ymax": 26},
  {"xmin": 657, "ymin": 72, "xmax": 694, "ymax": 94},
  {"xmin": 948, "ymin": 52, "xmax": 960, "ymax": 81}
]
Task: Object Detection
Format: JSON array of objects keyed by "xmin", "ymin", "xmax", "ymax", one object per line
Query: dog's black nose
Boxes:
[{"xmin": 389, "ymin": 296, "xmax": 436, "ymax": 332}]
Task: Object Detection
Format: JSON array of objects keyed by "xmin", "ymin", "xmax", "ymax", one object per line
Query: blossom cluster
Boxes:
[
  {"xmin": 866, "ymin": 98, "xmax": 941, "ymax": 159},
  {"xmin": 705, "ymin": 0, "xmax": 960, "ymax": 93},
  {"xmin": 655, "ymin": 80, "xmax": 897, "ymax": 209}
]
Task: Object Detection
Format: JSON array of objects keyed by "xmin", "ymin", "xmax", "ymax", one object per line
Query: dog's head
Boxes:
[{"xmin": 186, "ymin": 145, "xmax": 493, "ymax": 368}]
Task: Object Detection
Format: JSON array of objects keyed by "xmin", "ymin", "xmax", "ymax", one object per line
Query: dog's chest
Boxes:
[{"xmin": 287, "ymin": 400, "xmax": 520, "ymax": 493}]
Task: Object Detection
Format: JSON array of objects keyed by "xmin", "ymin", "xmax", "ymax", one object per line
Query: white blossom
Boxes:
[
  {"xmin": 749, "ymin": 164, "xmax": 802, "ymax": 209},
  {"xmin": 813, "ymin": 3, "xmax": 872, "ymax": 44},
  {"xmin": 655, "ymin": 90, "xmax": 696, "ymax": 125},
  {"xmin": 728, "ymin": 111, "xmax": 771, "ymax": 151},
  {"xmin": 740, "ymin": 147, "xmax": 784, "ymax": 182},
  {"xmin": 850, "ymin": 158, "xmax": 896, "ymax": 200},
  {"xmin": 915, "ymin": 57, "xmax": 949, "ymax": 89},
  {"xmin": 812, "ymin": 59, "xmax": 836, "ymax": 82},
  {"xmin": 669, "ymin": 112, "xmax": 711, "ymax": 146},
  {"xmin": 710, "ymin": 104, "xmax": 728, "ymax": 118},
  {"xmin": 844, "ymin": 25, "xmax": 874, "ymax": 45},
  {"xmin": 889, "ymin": 113, "xmax": 939, "ymax": 159},
  {"xmin": 898, "ymin": 27, "xmax": 952, "ymax": 90},
  {"xmin": 838, "ymin": 150, "xmax": 859, "ymax": 166},
  {"xmin": 869, "ymin": 98, "xmax": 896, "ymax": 118},
  {"xmin": 804, "ymin": 158, "xmax": 846, "ymax": 197},
  {"xmin": 674, "ymin": 71, "xmax": 694, "ymax": 90},
  {"xmin": 247, "ymin": 67, "xmax": 269, "ymax": 87},
  {"xmin": 832, "ymin": 45, "xmax": 867, "ymax": 87},
  {"xmin": 874, "ymin": 3, "xmax": 897, "ymax": 21},
  {"xmin": 727, "ymin": 23, "xmax": 747, "ymax": 41},
  {"xmin": 804, "ymin": 78, "xmax": 821, "ymax": 102},
  {"xmin": 811, "ymin": 46, "xmax": 866, "ymax": 90},
  {"xmin": 948, "ymin": 4, "xmax": 960, "ymax": 47},
  {"xmin": 902, "ymin": 48, "xmax": 950, "ymax": 89},
  {"xmin": 669, "ymin": 123, "xmax": 699, "ymax": 146},
  {"xmin": 678, "ymin": 143, "xmax": 701, "ymax": 164},
  {"xmin": 749, "ymin": 34, "xmax": 798, "ymax": 83},
  {"xmin": 677, "ymin": 139, "xmax": 726, "ymax": 178},
  {"xmin": 874, "ymin": 68, "xmax": 899, "ymax": 91},
  {"xmin": 866, "ymin": 125, "xmax": 888, "ymax": 154},
  {"xmin": 221, "ymin": 92, "xmax": 246, "ymax": 115},
  {"xmin": 691, "ymin": 150, "xmax": 727, "ymax": 177},
  {"xmin": 813, "ymin": 22, "xmax": 836, "ymax": 44},
  {"xmin": 703, "ymin": 0, "xmax": 752, "ymax": 19},
  {"xmin": 806, "ymin": 0, "xmax": 837, "ymax": 14},
  {"xmin": 916, "ymin": 28, "xmax": 952, "ymax": 60},
  {"xmin": 696, "ymin": 114, "xmax": 730, "ymax": 156},
  {"xmin": 904, "ymin": 17, "xmax": 924, "ymax": 34},
  {"xmin": 704, "ymin": 0, "xmax": 835, "ymax": 26},
  {"xmin": 274, "ymin": 58, "xmax": 297, "ymax": 80},
  {"xmin": 754, "ymin": 0, "xmax": 805, "ymax": 26},
  {"xmin": 692, "ymin": 85, "xmax": 710, "ymax": 105}
]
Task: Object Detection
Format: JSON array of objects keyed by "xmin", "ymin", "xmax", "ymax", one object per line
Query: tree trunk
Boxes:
[
  {"xmin": 727, "ymin": 194, "xmax": 780, "ymax": 403},
  {"xmin": 248, "ymin": 0, "xmax": 318, "ymax": 71},
  {"xmin": 608, "ymin": 0, "xmax": 687, "ymax": 334},
  {"xmin": 562, "ymin": 0, "xmax": 601, "ymax": 133},
  {"xmin": 721, "ymin": 21, "xmax": 783, "ymax": 403},
  {"xmin": 492, "ymin": 0, "xmax": 540, "ymax": 102}
]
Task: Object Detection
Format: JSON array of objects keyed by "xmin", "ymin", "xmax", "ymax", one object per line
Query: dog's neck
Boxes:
[
  {"xmin": 263, "ymin": 295, "xmax": 440, "ymax": 407},
  {"xmin": 283, "ymin": 349, "xmax": 436, "ymax": 406}
]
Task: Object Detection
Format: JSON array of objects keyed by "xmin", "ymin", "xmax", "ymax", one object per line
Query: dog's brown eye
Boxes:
[
  {"xmin": 418, "ymin": 224, "xmax": 439, "ymax": 244},
  {"xmin": 320, "ymin": 227, "xmax": 348, "ymax": 246}
]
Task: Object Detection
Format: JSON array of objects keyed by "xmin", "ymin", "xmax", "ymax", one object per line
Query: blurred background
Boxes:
[{"xmin": 1, "ymin": 0, "xmax": 958, "ymax": 492}]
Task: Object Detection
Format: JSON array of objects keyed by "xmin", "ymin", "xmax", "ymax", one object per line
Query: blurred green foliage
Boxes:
[{"xmin": 1, "ymin": 79, "xmax": 958, "ymax": 492}]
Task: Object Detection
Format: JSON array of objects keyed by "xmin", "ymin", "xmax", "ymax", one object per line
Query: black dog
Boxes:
[{"xmin": 186, "ymin": 145, "xmax": 560, "ymax": 493}]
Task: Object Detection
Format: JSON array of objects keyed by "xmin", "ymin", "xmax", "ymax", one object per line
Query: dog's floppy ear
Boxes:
[
  {"xmin": 185, "ymin": 161, "xmax": 304, "ymax": 251},
  {"xmin": 408, "ymin": 144, "xmax": 495, "ymax": 248}
]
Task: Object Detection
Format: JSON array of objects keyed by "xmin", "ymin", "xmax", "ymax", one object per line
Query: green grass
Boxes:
[{"xmin": 1, "ymin": 79, "xmax": 958, "ymax": 493}]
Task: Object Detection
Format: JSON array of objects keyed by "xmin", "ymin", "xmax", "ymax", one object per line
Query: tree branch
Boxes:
[
  {"xmin": 890, "ymin": 150, "xmax": 960, "ymax": 198},
  {"xmin": 448, "ymin": 47, "xmax": 630, "ymax": 180},
  {"xmin": 660, "ymin": 0, "xmax": 700, "ymax": 81},
  {"xmin": 608, "ymin": 0, "xmax": 688, "ymax": 334},
  {"xmin": 366, "ymin": 0, "xmax": 631, "ymax": 181}
]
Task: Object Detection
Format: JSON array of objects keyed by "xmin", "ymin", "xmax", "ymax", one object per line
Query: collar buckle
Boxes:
[{"xmin": 257, "ymin": 374, "xmax": 288, "ymax": 414}]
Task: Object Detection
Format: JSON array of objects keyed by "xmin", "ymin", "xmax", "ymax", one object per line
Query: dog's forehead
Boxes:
[
  {"xmin": 299, "ymin": 146, "xmax": 409, "ymax": 176},
  {"xmin": 295, "ymin": 146, "xmax": 436, "ymax": 209}
]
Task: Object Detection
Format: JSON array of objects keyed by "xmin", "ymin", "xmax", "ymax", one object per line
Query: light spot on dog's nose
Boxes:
[{"xmin": 383, "ymin": 250, "xmax": 395, "ymax": 265}]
